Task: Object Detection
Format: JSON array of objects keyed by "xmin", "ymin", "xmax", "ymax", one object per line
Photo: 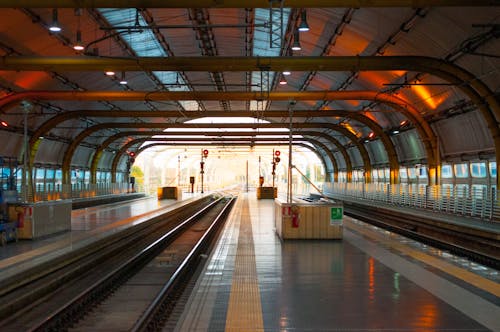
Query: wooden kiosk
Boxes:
[{"xmin": 274, "ymin": 198, "xmax": 343, "ymax": 240}]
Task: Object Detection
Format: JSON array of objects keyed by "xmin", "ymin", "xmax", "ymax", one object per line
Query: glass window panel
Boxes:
[
  {"xmin": 418, "ymin": 166, "xmax": 427, "ymax": 178},
  {"xmin": 441, "ymin": 164, "xmax": 453, "ymax": 178},
  {"xmin": 490, "ymin": 162, "xmax": 497, "ymax": 177},
  {"xmin": 408, "ymin": 167, "xmax": 416, "ymax": 179},
  {"xmin": 454, "ymin": 163, "xmax": 469, "ymax": 178},
  {"xmin": 399, "ymin": 167, "xmax": 407, "ymax": 179},
  {"xmin": 46, "ymin": 169, "xmax": 55, "ymax": 179},
  {"xmin": 470, "ymin": 162, "xmax": 486, "ymax": 178},
  {"xmin": 35, "ymin": 168, "xmax": 45, "ymax": 179}
]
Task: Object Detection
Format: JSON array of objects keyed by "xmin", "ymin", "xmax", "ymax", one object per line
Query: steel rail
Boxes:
[
  {"xmin": 132, "ymin": 196, "xmax": 236, "ymax": 331},
  {"xmin": 344, "ymin": 202, "xmax": 500, "ymax": 269},
  {"xmin": 28, "ymin": 196, "xmax": 225, "ymax": 332}
]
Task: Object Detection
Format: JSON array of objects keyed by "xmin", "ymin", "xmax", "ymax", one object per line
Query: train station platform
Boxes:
[
  {"xmin": 176, "ymin": 193, "xmax": 500, "ymax": 331},
  {"xmin": 0, "ymin": 192, "xmax": 498, "ymax": 331},
  {"xmin": 0, "ymin": 193, "xmax": 203, "ymax": 284}
]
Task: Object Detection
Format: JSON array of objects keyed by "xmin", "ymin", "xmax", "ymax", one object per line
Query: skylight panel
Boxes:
[
  {"xmin": 99, "ymin": 9, "xmax": 199, "ymax": 110},
  {"xmin": 250, "ymin": 8, "xmax": 290, "ymax": 111}
]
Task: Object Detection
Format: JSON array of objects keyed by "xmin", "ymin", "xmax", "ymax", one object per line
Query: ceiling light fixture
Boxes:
[
  {"xmin": 291, "ymin": 30, "xmax": 301, "ymax": 51},
  {"xmin": 73, "ymin": 30, "xmax": 84, "ymax": 51},
  {"xmin": 279, "ymin": 75, "xmax": 287, "ymax": 85},
  {"xmin": 119, "ymin": 72, "xmax": 128, "ymax": 85},
  {"xmin": 298, "ymin": 10, "xmax": 310, "ymax": 32},
  {"xmin": 283, "ymin": 70, "xmax": 291, "ymax": 76},
  {"xmin": 1, "ymin": 121, "xmax": 8, "ymax": 127},
  {"xmin": 49, "ymin": 9, "xmax": 62, "ymax": 32},
  {"xmin": 105, "ymin": 71, "xmax": 115, "ymax": 76}
]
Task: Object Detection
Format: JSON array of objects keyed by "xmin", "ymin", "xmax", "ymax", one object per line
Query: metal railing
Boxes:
[
  {"xmin": 323, "ymin": 183, "xmax": 500, "ymax": 223},
  {"xmin": 33, "ymin": 182, "xmax": 141, "ymax": 202}
]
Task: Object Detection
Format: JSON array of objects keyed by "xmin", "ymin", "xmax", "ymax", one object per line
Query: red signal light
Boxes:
[{"xmin": 275, "ymin": 150, "xmax": 280, "ymax": 156}]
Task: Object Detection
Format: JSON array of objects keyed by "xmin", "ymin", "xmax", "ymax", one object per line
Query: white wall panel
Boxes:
[{"xmin": 434, "ymin": 111, "xmax": 494, "ymax": 157}]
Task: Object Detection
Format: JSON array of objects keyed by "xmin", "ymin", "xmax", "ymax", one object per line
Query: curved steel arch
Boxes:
[
  {"xmin": 4, "ymin": 89, "xmax": 436, "ymax": 181},
  {"xmin": 110, "ymin": 139, "xmax": 333, "ymax": 184},
  {"xmin": 112, "ymin": 137, "xmax": 337, "ymax": 184},
  {"xmin": 61, "ymin": 122, "xmax": 363, "ymax": 185},
  {"xmin": 4, "ymin": 55, "xmax": 499, "ymax": 182},
  {"xmin": 30, "ymin": 110, "xmax": 396, "ymax": 182},
  {"xmin": 89, "ymin": 130, "xmax": 354, "ymax": 183}
]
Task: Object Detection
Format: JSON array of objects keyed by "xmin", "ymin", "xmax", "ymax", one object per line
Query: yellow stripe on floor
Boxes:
[
  {"xmin": 225, "ymin": 197, "xmax": 264, "ymax": 332},
  {"xmin": 346, "ymin": 218, "xmax": 500, "ymax": 297}
]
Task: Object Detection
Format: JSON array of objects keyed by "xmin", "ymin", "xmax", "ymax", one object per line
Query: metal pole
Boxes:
[
  {"xmin": 200, "ymin": 149, "xmax": 204, "ymax": 194},
  {"xmin": 272, "ymin": 149, "xmax": 275, "ymax": 189},
  {"xmin": 21, "ymin": 101, "xmax": 32, "ymax": 203},
  {"xmin": 246, "ymin": 160, "xmax": 249, "ymax": 192},
  {"xmin": 288, "ymin": 107, "xmax": 293, "ymax": 203},
  {"xmin": 177, "ymin": 155, "xmax": 180, "ymax": 186}
]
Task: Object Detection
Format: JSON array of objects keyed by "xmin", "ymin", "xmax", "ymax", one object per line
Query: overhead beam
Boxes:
[
  {"xmin": 0, "ymin": 55, "xmax": 490, "ymax": 74},
  {"xmin": 3, "ymin": 55, "xmax": 497, "ymax": 177},
  {"xmin": 29, "ymin": 109, "xmax": 397, "ymax": 183},
  {"xmin": 0, "ymin": 1, "xmax": 494, "ymax": 8},
  {"xmin": 10, "ymin": 89, "xmax": 433, "ymax": 181}
]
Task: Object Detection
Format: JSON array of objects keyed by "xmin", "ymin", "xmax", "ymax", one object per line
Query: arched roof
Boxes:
[{"xmin": 0, "ymin": 1, "xmax": 498, "ymax": 185}]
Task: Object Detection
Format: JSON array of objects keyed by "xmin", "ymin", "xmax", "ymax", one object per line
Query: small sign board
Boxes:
[
  {"xmin": 330, "ymin": 207, "xmax": 343, "ymax": 224},
  {"xmin": 189, "ymin": 176, "xmax": 195, "ymax": 184}
]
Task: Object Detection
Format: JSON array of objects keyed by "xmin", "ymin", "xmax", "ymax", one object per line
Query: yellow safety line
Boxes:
[
  {"xmin": 225, "ymin": 197, "xmax": 264, "ymax": 332},
  {"xmin": 346, "ymin": 218, "xmax": 500, "ymax": 297}
]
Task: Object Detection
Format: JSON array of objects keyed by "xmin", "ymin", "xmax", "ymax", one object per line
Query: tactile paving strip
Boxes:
[{"xmin": 224, "ymin": 199, "xmax": 264, "ymax": 331}]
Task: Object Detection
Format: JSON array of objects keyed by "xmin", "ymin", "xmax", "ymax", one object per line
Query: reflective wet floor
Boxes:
[{"xmin": 176, "ymin": 193, "xmax": 499, "ymax": 331}]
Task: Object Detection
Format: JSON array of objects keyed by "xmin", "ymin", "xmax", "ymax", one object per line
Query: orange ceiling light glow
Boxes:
[
  {"xmin": 340, "ymin": 122, "xmax": 360, "ymax": 137},
  {"xmin": 15, "ymin": 72, "xmax": 50, "ymax": 89},
  {"xmin": 412, "ymin": 84, "xmax": 444, "ymax": 110},
  {"xmin": 1, "ymin": 121, "xmax": 8, "ymax": 127}
]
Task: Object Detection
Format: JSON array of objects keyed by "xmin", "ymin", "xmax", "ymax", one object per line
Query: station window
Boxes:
[
  {"xmin": 84, "ymin": 170, "xmax": 90, "ymax": 184},
  {"xmin": 46, "ymin": 169, "xmax": 55, "ymax": 180},
  {"xmin": 489, "ymin": 162, "xmax": 497, "ymax": 178},
  {"xmin": 399, "ymin": 167, "xmax": 407, "ymax": 179},
  {"xmin": 338, "ymin": 171, "xmax": 346, "ymax": 182},
  {"xmin": 372, "ymin": 169, "xmax": 378, "ymax": 180},
  {"xmin": 418, "ymin": 166, "xmax": 427, "ymax": 178},
  {"xmin": 407, "ymin": 167, "xmax": 416, "ymax": 179},
  {"xmin": 441, "ymin": 164, "xmax": 453, "ymax": 178},
  {"xmin": 454, "ymin": 163, "xmax": 469, "ymax": 178},
  {"xmin": 377, "ymin": 169, "xmax": 385, "ymax": 180},
  {"xmin": 55, "ymin": 169, "xmax": 62, "ymax": 185},
  {"xmin": 470, "ymin": 162, "xmax": 487, "ymax": 178}
]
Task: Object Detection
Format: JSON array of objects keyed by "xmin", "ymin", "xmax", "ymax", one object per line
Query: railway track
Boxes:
[
  {"xmin": 343, "ymin": 200, "xmax": 500, "ymax": 270},
  {"xmin": 0, "ymin": 194, "xmax": 235, "ymax": 331}
]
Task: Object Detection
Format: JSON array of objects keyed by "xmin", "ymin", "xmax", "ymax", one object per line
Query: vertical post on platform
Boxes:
[
  {"xmin": 288, "ymin": 105, "xmax": 293, "ymax": 203},
  {"xmin": 200, "ymin": 149, "xmax": 204, "ymax": 194},
  {"xmin": 21, "ymin": 100, "xmax": 32, "ymax": 203},
  {"xmin": 246, "ymin": 160, "xmax": 249, "ymax": 192},
  {"xmin": 177, "ymin": 155, "xmax": 181, "ymax": 187}
]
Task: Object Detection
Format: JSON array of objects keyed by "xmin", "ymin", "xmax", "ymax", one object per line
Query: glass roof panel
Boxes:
[
  {"xmin": 250, "ymin": 8, "xmax": 290, "ymax": 111},
  {"xmin": 99, "ymin": 9, "xmax": 199, "ymax": 110}
]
